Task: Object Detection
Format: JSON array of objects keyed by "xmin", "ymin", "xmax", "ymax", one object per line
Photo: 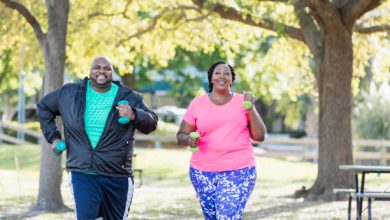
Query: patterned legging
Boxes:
[{"xmin": 189, "ymin": 166, "xmax": 257, "ymax": 220}]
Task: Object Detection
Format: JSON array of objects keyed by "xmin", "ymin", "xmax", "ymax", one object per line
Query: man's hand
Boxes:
[
  {"xmin": 52, "ymin": 139, "xmax": 66, "ymax": 156},
  {"xmin": 116, "ymin": 103, "xmax": 135, "ymax": 121}
]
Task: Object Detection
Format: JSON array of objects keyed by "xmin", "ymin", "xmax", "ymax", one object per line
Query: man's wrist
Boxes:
[{"xmin": 130, "ymin": 108, "xmax": 137, "ymax": 121}]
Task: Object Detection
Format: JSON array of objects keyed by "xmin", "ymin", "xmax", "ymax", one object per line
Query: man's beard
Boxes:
[{"xmin": 91, "ymin": 76, "xmax": 111, "ymax": 89}]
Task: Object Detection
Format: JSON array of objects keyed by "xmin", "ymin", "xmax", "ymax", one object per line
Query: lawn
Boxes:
[{"xmin": 1, "ymin": 144, "xmax": 390, "ymax": 219}]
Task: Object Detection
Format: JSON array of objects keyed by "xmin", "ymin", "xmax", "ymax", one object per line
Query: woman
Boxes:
[{"xmin": 177, "ymin": 61, "xmax": 267, "ymax": 219}]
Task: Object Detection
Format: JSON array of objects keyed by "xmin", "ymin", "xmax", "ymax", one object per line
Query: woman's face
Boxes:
[{"xmin": 211, "ymin": 64, "xmax": 233, "ymax": 92}]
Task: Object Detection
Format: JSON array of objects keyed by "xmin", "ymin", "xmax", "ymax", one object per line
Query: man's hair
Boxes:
[
  {"xmin": 91, "ymin": 56, "xmax": 113, "ymax": 68},
  {"xmin": 207, "ymin": 61, "xmax": 236, "ymax": 93}
]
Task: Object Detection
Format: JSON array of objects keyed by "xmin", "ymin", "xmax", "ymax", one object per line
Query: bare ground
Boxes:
[
  {"xmin": 2, "ymin": 148, "xmax": 390, "ymax": 220},
  {"xmin": 1, "ymin": 178, "xmax": 390, "ymax": 220}
]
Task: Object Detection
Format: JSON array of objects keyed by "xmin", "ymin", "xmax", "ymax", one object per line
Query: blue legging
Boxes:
[{"xmin": 189, "ymin": 166, "xmax": 257, "ymax": 220}]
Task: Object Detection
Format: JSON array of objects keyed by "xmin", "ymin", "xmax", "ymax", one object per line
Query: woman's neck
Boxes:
[{"xmin": 209, "ymin": 90, "xmax": 233, "ymax": 105}]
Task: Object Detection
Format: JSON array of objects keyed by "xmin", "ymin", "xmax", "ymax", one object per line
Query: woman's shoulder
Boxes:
[
  {"xmin": 233, "ymin": 93, "xmax": 244, "ymax": 101},
  {"xmin": 191, "ymin": 94, "xmax": 209, "ymax": 104}
]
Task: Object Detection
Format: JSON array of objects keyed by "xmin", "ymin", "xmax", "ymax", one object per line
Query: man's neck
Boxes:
[{"xmin": 90, "ymin": 81, "xmax": 111, "ymax": 93}]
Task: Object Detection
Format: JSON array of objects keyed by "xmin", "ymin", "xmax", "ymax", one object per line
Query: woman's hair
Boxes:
[{"xmin": 207, "ymin": 61, "xmax": 236, "ymax": 92}]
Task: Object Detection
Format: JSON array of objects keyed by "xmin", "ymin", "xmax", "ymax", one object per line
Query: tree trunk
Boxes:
[
  {"xmin": 35, "ymin": 0, "xmax": 69, "ymax": 211},
  {"xmin": 307, "ymin": 26, "xmax": 354, "ymax": 200},
  {"xmin": 122, "ymin": 73, "xmax": 137, "ymax": 90}
]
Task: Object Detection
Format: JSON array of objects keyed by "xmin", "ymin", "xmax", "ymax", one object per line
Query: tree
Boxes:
[
  {"xmin": 190, "ymin": 0, "xmax": 390, "ymax": 199},
  {"xmin": 1, "ymin": 0, "xmax": 69, "ymax": 210},
  {"xmin": 2, "ymin": 0, "xmax": 388, "ymax": 207}
]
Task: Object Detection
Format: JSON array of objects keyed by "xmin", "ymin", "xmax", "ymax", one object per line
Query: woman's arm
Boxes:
[
  {"xmin": 248, "ymin": 108, "xmax": 267, "ymax": 142},
  {"xmin": 176, "ymin": 120, "xmax": 198, "ymax": 147}
]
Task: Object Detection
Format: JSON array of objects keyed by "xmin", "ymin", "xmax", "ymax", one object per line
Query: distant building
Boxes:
[{"xmin": 139, "ymin": 80, "xmax": 208, "ymax": 109}]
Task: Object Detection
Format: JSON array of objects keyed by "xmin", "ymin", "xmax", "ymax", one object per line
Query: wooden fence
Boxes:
[{"xmin": 1, "ymin": 120, "xmax": 390, "ymax": 163}]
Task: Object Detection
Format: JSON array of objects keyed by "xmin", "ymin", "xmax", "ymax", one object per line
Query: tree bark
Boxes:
[
  {"xmin": 307, "ymin": 24, "xmax": 354, "ymax": 200},
  {"xmin": 35, "ymin": 0, "xmax": 69, "ymax": 211},
  {"xmin": 122, "ymin": 73, "xmax": 137, "ymax": 90}
]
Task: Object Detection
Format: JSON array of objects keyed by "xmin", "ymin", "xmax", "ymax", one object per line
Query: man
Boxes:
[{"xmin": 37, "ymin": 56, "xmax": 158, "ymax": 219}]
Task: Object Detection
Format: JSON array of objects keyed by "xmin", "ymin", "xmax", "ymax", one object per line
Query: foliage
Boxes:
[
  {"xmin": 147, "ymin": 48, "xmax": 226, "ymax": 107},
  {"xmin": 1, "ymin": 0, "xmax": 389, "ymax": 129},
  {"xmin": 154, "ymin": 120, "xmax": 179, "ymax": 135},
  {"xmin": 0, "ymin": 2, "xmax": 45, "ymax": 110},
  {"xmin": 353, "ymin": 82, "xmax": 390, "ymax": 139},
  {"xmin": 352, "ymin": 3, "xmax": 390, "ymax": 94},
  {"xmin": 64, "ymin": 0, "xmax": 266, "ymax": 89}
]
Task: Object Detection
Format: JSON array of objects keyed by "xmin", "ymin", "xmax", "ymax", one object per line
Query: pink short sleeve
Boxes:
[{"xmin": 183, "ymin": 99, "xmax": 196, "ymax": 126}]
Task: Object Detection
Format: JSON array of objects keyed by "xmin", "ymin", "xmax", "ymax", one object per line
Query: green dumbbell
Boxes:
[
  {"xmin": 188, "ymin": 132, "xmax": 200, "ymax": 153},
  {"xmin": 243, "ymin": 101, "xmax": 253, "ymax": 110},
  {"xmin": 52, "ymin": 141, "xmax": 66, "ymax": 156},
  {"xmin": 117, "ymin": 100, "xmax": 130, "ymax": 124}
]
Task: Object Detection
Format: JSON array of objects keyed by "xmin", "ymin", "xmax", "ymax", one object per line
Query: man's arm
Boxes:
[
  {"xmin": 36, "ymin": 88, "xmax": 62, "ymax": 144},
  {"xmin": 132, "ymin": 99, "xmax": 158, "ymax": 134}
]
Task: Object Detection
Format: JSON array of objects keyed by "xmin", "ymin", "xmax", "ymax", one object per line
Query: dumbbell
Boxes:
[
  {"xmin": 52, "ymin": 141, "xmax": 66, "ymax": 156},
  {"xmin": 117, "ymin": 100, "xmax": 130, "ymax": 124},
  {"xmin": 243, "ymin": 101, "xmax": 253, "ymax": 110},
  {"xmin": 188, "ymin": 132, "xmax": 200, "ymax": 153}
]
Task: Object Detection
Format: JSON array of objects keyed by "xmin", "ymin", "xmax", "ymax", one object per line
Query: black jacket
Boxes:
[{"xmin": 36, "ymin": 78, "xmax": 158, "ymax": 177}]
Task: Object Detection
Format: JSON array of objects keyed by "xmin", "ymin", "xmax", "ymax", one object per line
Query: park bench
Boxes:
[
  {"xmin": 333, "ymin": 188, "xmax": 390, "ymax": 220},
  {"xmin": 354, "ymin": 192, "xmax": 390, "ymax": 220},
  {"xmin": 333, "ymin": 188, "xmax": 355, "ymax": 220}
]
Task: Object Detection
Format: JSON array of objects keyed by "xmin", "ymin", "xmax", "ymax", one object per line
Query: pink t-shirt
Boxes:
[{"xmin": 183, "ymin": 93, "xmax": 257, "ymax": 171}]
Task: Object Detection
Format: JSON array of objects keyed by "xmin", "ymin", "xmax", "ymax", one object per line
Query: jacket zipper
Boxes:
[{"xmin": 93, "ymin": 85, "xmax": 132, "ymax": 148}]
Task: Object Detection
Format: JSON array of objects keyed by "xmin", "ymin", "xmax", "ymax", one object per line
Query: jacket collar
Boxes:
[{"xmin": 80, "ymin": 77, "xmax": 132, "ymax": 91}]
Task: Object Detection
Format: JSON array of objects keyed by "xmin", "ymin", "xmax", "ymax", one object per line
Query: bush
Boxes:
[{"xmin": 353, "ymin": 82, "xmax": 390, "ymax": 139}]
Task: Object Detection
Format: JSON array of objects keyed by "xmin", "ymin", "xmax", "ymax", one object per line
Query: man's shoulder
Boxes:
[
  {"xmin": 62, "ymin": 79, "xmax": 85, "ymax": 90},
  {"xmin": 123, "ymin": 89, "xmax": 143, "ymax": 101}
]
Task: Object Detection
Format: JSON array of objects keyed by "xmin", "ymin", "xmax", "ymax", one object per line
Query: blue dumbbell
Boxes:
[
  {"xmin": 52, "ymin": 141, "xmax": 66, "ymax": 156},
  {"xmin": 117, "ymin": 100, "xmax": 130, "ymax": 124}
]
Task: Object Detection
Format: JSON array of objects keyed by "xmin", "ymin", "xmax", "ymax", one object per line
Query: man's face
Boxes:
[{"xmin": 90, "ymin": 58, "xmax": 113, "ymax": 88}]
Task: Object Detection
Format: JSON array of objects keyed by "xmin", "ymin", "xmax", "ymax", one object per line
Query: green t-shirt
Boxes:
[{"xmin": 85, "ymin": 80, "xmax": 119, "ymax": 149}]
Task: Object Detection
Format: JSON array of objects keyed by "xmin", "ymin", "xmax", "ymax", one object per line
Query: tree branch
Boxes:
[
  {"xmin": 307, "ymin": 0, "xmax": 343, "ymax": 30},
  {"xmin": 116, "ymin": 16, "xmax": 160, "ymax": 46},
  {"xmin": 293, "ymin": 1, "xmax": 323, "ymax": 60},
  {"xmin": 192, "ymin": 0, "xmax": 304, "ymax": 42},
  {"xmin": 354, "ymin": 24, "xmax": 390, "ymax": 34},
  {"xmin": 0, "ymin": 0, "xmax": 46, "ymax": 44},
  {"xmin": 88, "ymin": 0, "xmax": 133, "ymax": 19},
  {"xmin": 341, "ymin": 0, "xmax": 381, "ymax": 27},
  {"xmin": 116, "ymin": 5, "xmax": 204, "ymax": 46},
  {"xmin": 253, "ymin": 0, "xmax": 288, "ymax": 2}
]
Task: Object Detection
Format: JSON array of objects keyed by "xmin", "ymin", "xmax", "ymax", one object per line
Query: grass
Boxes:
[
  {"xmin": 1, "ymin": 144, "xmax": 390, "ymax": 219},
  {"xmin": 133, "ymin": 147, "xmax": 319, "ymax": 187},
  {"xmin": 0, "ymin": 144, "xmax": 42, "ymax": 170},
  {"xmin": 0, "ymin": 144, "xmax": 318, "ymax": 186}
]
